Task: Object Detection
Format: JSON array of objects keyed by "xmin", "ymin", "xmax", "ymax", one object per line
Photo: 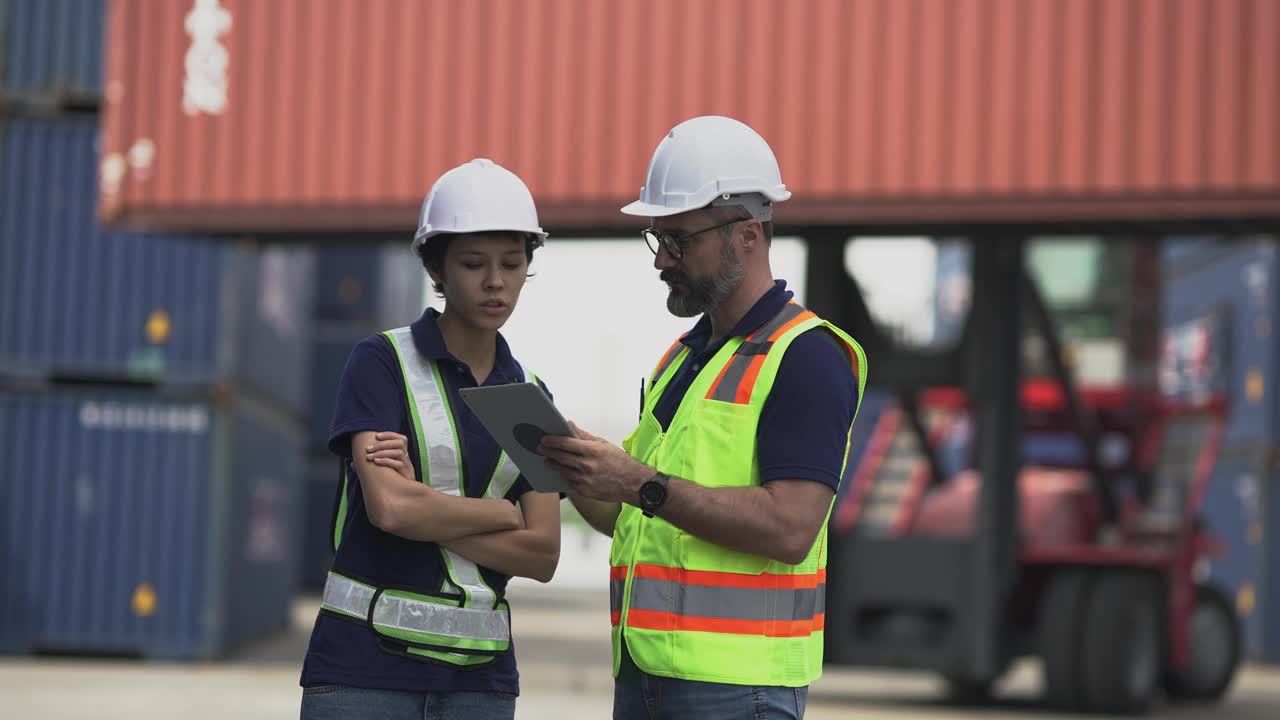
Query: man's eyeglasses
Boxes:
[{"xmin": 641, "ymin": 218, "xmax": 748, "ymax": 261}]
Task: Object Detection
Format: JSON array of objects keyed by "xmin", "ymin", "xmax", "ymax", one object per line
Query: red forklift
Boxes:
[{"xmin": 810, "ymin": 236, "xmax": 1242, "ymax": 715}]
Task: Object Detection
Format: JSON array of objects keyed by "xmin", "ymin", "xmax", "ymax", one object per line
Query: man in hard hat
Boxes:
[
  {"xmin": 541, "ymin": 116, "xmax": 866, "ymax": 719},
  {"xmin": 300, "ymin": 158, "xmax": 561, "ymax": 720}
]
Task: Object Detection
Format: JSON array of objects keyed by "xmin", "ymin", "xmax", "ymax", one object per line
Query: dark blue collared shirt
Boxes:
[
  {"xmin": 651, "ymin": 280, "xmax": 860, "ymax": 490},
  {"xmin": 300, "ymin": 308, "xmax": 543, "ymax": 695}
]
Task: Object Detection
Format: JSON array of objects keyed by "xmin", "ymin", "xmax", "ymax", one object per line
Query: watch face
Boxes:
[
  {"xmin": 640, "ymin": 484, "xmax": 659, "ymax": 504},
  {"xmin": 640, "ymin": 480, "xmax": 666, "ymax": 506}
]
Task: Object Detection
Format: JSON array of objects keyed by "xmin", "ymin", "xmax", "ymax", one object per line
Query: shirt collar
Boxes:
[
  {"xmin": 681, "ymin": 280, "xmax": 794, "ymax": 352},
  {"xmin": 409, "ymin": 308, "xmax": 523, "ymax": 383}
]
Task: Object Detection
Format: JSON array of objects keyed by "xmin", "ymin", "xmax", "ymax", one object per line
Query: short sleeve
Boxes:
[
  {"xmin": 758, "ymin": 328, "xmax": 860, "ymax": 491},
  {"xmin": 327, "ymin": 335, "xmax": 408, "ymax": 458}
]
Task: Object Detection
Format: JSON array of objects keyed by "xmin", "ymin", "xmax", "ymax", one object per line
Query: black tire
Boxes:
[
  {"xmin": 1080, "ymin": 571, "xmax": 1162, "ymax": 715},
  {"xmin": 1038, "ymin": 568, "xmax": 1092, "ymax": 710},
  {"xmin": 1164, "ymin": 582, "xmax": 1241, "ymax": 702},
  {"xmin": 943, "ymin": 675, "xmax": 995, "ymax": 706}
]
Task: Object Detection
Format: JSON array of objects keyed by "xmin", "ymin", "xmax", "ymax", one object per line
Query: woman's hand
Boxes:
[{"xmin": 364, "ymin": 432, "xmax": 416, "ymax": 484}]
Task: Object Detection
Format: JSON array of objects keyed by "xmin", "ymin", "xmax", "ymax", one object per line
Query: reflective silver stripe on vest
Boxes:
[
  {"xmin": 321, "ymin": 572, "xmax": 377, "ymax": 620},
  {"xmin": 321, "ymin": 573, "xmax": 509, "ymax": 642},
  {"xmin": 386, "ymin": 327, "xmax": 461, "ymax": 494},
  {"xmin": 442, "ymin": 365, "xmax": 528, "ymax": 608},
  {"xmin": 384, "ymin": 328, "xmax": 529, "ymax": 610},
  {"xmin": 485, "ymin": 452, "xmax": 521, "ymax": 500},
  {"xmin": 609, "ymin": 577, "xmax": 626, "ymax": 614},
  {"xmin": 653, "ymin": 342, "xmax": 689, "ymax": 384},
  {"xmin": 708, "ymin": 303, "xmax": 809, "ymax": 402},
  {"xmin": 751, "ymin": 302, "xmax": 808, "ymax": 341},
  {"xmin": 626, "ymin": 577, "xmax": 825, "ymax": 623},
  {"xmin": 371, "ymin": 591, "xmax": 509, "ymax": 642}
]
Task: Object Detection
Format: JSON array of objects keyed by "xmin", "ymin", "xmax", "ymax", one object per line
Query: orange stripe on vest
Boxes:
[
  {"xmin": 631, "ymin": 564, "xmax": 826, "ymax": 589},
  {"xmin": 625, "ymin": 609, "xmax": 826, "ymax": 637}
]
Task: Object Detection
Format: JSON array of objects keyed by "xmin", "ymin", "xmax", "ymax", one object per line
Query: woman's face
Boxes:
[{"xmin": 431, "ymin": 232, "xmax": 530, "ymax": 331}]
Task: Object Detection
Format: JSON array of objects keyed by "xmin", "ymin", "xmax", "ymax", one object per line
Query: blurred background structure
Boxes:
[{"xmin": 2, "ymin": 0, "xmax": 1280, "ymax": 717}]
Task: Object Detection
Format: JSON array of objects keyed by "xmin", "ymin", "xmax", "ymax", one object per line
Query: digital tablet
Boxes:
[{"xmin": 458, "ymin": 382, "xmax": 576, "ymax": 494}]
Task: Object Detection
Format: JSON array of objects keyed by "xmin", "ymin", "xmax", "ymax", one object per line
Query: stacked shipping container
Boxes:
[
  {"xmin": 0, "ymin": 115, "xmax": 315, "ymax": 410},
  {"xmin": 0, "ymin": 386, "xmax": 301, "ymax": 658},
  {"xmin": 0, "ymin": 1, "xmax": 308, "ymax": 658},
  {"xmin": 0, "ymin": 0, "xmax": 104, "ymax": 106},
  {"xmin": 1163, "ymin": 237, "xmax": 1280, "ymax": 664},
  {"xmin": 98, "ymin": 0, "xmax": 1280, "ymax": 233}
]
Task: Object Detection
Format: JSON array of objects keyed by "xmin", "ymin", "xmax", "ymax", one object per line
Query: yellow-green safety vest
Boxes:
[
  {"xmin": 611, "ymin": 301, "xmax": 867, "ymax": 686},
  {"xmin": 321, "ymin": 326, "xmax": 535, "ymax": 667}
]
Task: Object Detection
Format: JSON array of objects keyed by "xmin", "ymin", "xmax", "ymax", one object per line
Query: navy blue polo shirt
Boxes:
[
  {"xmin": 652, "ymin": 280, "xmax": 860, "ymax": 490},
  {"xmin": 300, "ymin": 308, "xmax": 542, "ymax": 695}
]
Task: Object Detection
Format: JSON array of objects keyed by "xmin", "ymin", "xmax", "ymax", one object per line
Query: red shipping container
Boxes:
[{"xmin": 101, "ymin": 0, "xmax": 1280, "ymax": 233}]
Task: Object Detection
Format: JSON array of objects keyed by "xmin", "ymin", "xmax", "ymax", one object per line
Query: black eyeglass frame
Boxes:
[{"xmin": 641, "ymin": 217, "xmax": 749, "ymax": 261}]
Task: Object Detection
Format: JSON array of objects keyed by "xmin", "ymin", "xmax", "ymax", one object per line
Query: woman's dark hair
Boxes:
[{"xmin": 416, "ymin": 232, "xmax": 544, "ymax": 296}]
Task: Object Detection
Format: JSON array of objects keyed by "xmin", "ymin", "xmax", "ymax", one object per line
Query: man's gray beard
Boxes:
[{"xmin": 666, "ymin": 238, "xmax": 744, "ymax": 318}]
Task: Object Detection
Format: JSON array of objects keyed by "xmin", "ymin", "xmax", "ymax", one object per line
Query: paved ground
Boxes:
[{"xmin": 4, "ymin": 583, "xmax": 1279, "ymax": 720}]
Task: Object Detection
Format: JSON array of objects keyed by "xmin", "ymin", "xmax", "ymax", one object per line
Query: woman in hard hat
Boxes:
[{"xmin": 299, "ymin": 159, "xmax": 561, "ymax": 720}]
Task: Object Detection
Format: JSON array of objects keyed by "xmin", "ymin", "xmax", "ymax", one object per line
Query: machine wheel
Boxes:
[
  {"xmin": 1080, "ymin": 571, "xmax": 1162, "ymax": 715},
  {"xmin": 1164, "ymin": 582, "xmax": 1241, "ymax": 702},
  {"xmin": 1038, "ymin": 568, "xmax": 1092, "ymax": 709},
  {"xmin": 942, "ymin": 675, "xmax": 995, "ymax": 705}
]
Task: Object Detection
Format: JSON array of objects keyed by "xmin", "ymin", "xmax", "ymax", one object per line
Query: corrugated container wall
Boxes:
[
  {"xmin": 1163, "ymin": 239, "xmax": 1280, "ymax": 444},
  {"xmin": 101, "ymin": 0, "xmax": 1280, "ymax": 232},
  {"xmin": 308, "ymin": 247, "xmax": 424, "ymax": 448},
  {"xmin": 0, "ymin": 114, "xmax": 314, "ymax": 414},
  {"xmin": 1162, "ymin": 237, "xmax": 1280, "ymax": 663},
  {"xmin": 300, "ymin": 456, "xmax": 341, "ymax": 591},
  {"xmin": 314, "ymin": 247, "xmax": 424, "ymax": 327},
  {"xmin": 1, "ymin": 0, "xmax": 104, "ymax": 103},
  {"xmin": 0, "ymin": 386, "xmax": 302, "ymax": 658},
  {"xmin": 1196, "ymin": 455, "xmax": 1272, "ymax": 661}
]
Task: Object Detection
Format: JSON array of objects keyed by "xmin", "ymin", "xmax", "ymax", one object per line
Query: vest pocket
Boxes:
[
  {"xmin": 666, "ymin": 399, "xmax": 757, "ymax": 489},
  {"xmin": 678, "ymin": 532, "xmax": 768, "ymax": 576}
]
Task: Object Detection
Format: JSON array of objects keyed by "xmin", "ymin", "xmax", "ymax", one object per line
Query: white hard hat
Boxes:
[
  {"xmin": 621, "ymin": 116, "xmax": 791, "ymax": 219},
  {"xmin": 412, "ymin": 158, "xmax": 547, "ymax": 251}
]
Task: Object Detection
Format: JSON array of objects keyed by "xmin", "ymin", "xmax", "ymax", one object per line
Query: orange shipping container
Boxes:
[{"xmin": 101, "ymin": 0, "xmax": 1280, "ymax": 233}]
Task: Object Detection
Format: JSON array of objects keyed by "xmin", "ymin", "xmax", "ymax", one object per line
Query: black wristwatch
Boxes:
[{"xmin": 638, "ymin": 472, "xmax": 670, "ymax": 517}]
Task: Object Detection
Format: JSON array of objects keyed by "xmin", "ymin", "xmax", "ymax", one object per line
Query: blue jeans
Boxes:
[
  {"xmin": 613, "ymin": 647, "xmax": 808, "ymax": 719},
  {"xmin": 300, "ymin": 685, "xmax": 515, "ymax": 720}
]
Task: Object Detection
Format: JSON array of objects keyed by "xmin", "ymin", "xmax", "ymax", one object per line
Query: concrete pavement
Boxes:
[{"xmin": 4, "ymin": 584, "xmax": 1279, "ymax": 719}]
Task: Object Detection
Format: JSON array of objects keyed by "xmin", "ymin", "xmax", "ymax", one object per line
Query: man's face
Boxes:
[{"xmin": 651, "ymin": 210, "xmax": 745, "ymax": 318}]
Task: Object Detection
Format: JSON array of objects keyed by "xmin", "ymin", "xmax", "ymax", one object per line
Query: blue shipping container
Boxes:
[
  {"xmin": 0, "ymin": 115, "xmax": 314, "ymax": 413},
  {"xmin": 314, "ymin": 247, "xmax": 425, "ymax": 327},
  {"xmin": 1163, "ymin": 238, "xmax": 1280, "ymax": 444},
  {"xmin": 1163, "ymin": 236, "xmax": 1280, "ymax": 663},
  {"xmin": 1197, "ymin": 452, "xmax": 1273, "ymax": 661},
  {"xmin": 1265, "ymin": 464, "xmax": 1280, "ymax": 664},
  {"xmin": 299, "ymin": 455, "xmax": 341, "ymax": 592},
  {"xmin": 0, "ymin": 385, "xmax": 303, "ymax": 658},
  {"xmin": 306, "ymin": 330, "xmax": 369, "ymax": 452},
  {"xmin": 835, "ymin": 388, "xmax": 892, "ymax": 503},
  {"xmin": 1163, "ymin": 234, "xmax": 1226, "ymax": 266},
  {"xmin": 931, "ymin": 240, "xmax": 970, "ymax": 346},
  {"xmin": 1, "ymin": 0, "xmax": 104, "ymax": 102}
]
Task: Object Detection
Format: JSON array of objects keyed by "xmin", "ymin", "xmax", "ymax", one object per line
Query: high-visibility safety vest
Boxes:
[
  {"xmin": 612, "ymin": 301, "xmax": 867, "ymax": 686},
  {"xmin": 321, "ymin": 326, "xmax": 536, "ymax": 667}
]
